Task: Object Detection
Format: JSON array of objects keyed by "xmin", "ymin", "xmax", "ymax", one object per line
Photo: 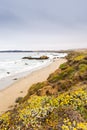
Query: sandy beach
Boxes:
[{"xmin": 0, "ymin": 58, "xmax": 66, "ymax": 114}]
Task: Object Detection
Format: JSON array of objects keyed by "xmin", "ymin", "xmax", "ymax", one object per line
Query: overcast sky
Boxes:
[{"xmin": 0, "ymin": 0, "xmax": 87, "ymax": 50}]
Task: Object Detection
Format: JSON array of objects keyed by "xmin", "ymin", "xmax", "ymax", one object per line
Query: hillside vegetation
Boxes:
[{"xmin": 0, "ymin": 51, "xmax": 87, "ymax": 130}]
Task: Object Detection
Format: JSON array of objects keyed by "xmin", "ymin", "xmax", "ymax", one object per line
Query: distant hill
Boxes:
[{"xmin": 0, "ymin": 50, "xmax": 33, "ymax": 53}]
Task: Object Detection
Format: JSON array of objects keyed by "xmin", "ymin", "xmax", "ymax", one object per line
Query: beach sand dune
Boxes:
[{"xmin": 0, "ymin": 58, "xmax": 66, "ymax": 114}]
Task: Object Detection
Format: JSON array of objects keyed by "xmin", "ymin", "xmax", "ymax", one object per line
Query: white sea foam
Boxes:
[{"xmin": 0, "ymin": 52, "xmax": 67, "ymax": 89}]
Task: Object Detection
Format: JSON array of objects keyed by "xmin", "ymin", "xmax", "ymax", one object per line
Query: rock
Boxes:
[
  {"xmin": 22, "ymin": 55, "xmax": 49, "ymax": 60},
  {"xmin": 40, "ymin": 55, "xmax": 49, "ymax": 59},
  {"xmin": 20, "ymin": 91, "xmax": 23, "ymax": 93},
  {"xmin": 7, "ymin": 72, "xmax": 10, "ymax": 74},
  {"xmin": 25, "ymin": 63, "xmax": 28, "ymax": 65},
  {"xmin": 13, "ymin": 78, "xmax": 18, "ymax": 80}
]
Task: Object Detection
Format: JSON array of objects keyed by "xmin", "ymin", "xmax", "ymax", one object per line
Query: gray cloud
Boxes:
[{"xmin": 0, "ymin": 0, "xmax": 87, "ymax": 50}]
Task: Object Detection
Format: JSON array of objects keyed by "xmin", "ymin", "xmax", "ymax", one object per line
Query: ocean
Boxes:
[{"xmin": 0, "ymin": 52, "xmax": 67, "ymax": 89}]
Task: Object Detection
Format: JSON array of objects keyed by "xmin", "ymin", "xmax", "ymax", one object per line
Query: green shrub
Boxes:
[
  {"xmin": 79, "ymin": 64, "xmax": 87, "ymax": 72},
  {"xmin": 59, "ymin": 63, "xmax": 68, "ymax": 70},
  {"xmin": 22, "ymin": 82, "xmax": 46, "ymax": 102}
]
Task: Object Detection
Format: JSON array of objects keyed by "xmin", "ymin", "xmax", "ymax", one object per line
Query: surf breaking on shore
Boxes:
[{"xmin": 0, "ymin": 52, "xmax": 67, "ymax": 90}]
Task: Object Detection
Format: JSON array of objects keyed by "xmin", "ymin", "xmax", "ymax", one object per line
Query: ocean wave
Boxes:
[{"xmin": 0, "ymin": 52, "xmax": 67, "ymax": 80}]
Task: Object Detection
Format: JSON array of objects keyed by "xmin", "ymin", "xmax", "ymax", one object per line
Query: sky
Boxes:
[{"xmin": 0, "ymin": 0, "xmax": 87, "ymax": 50}]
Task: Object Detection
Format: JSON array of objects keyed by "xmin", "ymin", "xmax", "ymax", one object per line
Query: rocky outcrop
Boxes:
[{"xmin": 22, "ymin": 55, "xmax": 49, "ymax": 60}]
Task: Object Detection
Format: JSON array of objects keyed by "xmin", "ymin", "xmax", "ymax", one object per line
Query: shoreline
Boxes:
[
  {"xmin": 0, "ymin": 58, "xmax": 66, "ymax": 114},
  {"xmin": 0, "ymin": 59, "xmax": 52, "ymax": 90}
]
